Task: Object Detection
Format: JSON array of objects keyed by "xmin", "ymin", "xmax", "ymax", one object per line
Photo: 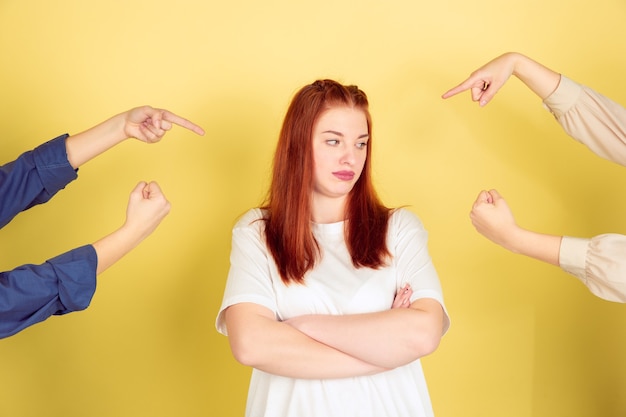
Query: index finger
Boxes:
[
  {"xmin": 441, "ymin": 78, "xmax": 482, "ymax": 98},
  {"xmin": 162, "ymin": 110, "xmax": 206, "ymax": 136},
  {"xmin": 441, "ymin": 77, "xmax": 484, "ymax": 99}
]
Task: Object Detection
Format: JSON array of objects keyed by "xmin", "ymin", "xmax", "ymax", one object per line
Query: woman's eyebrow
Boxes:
[{"xmin": 321, "ymin": 130, "xmax": 370, "ymax": 139}]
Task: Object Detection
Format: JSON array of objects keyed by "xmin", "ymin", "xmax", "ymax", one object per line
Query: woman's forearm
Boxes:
[
  {"xmin": 65, "ymin": 112, "xmax": 127, "ymax": 169},
  {"xmin": 286, "ymin": 298, "xmax": 444, "ymax": 369},
  {"xmin": 65, "ymin": 106, "xmax": 205, "ymax": 169},
  {"xmin": 224, "ymin": 303, "xmax": 389, "ymax": 379},
  {"xmin": 506, "ymin": 52, "xmax": 561, "ymax": 100},
  {"xmin": 504, "ymin": 227, "xmax": 562, "ymax": 267},
  {"xmin": 92, "ymin": 225, "xmax": 144, "ymax": 275}
]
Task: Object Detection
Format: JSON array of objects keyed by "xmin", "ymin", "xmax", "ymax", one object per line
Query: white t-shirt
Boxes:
[{"xmin": 216, "ymin": 207, "xmax": 450, "ymax": 417}]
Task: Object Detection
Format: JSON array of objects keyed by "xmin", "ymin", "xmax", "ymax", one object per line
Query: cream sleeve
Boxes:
[
  {"xmin": 560, "ymin": 234, "xmax": 626, "ymax": 303},
  {"xmin": 543, "ymin": 75, "xmax": 626, "ymax": 166}
]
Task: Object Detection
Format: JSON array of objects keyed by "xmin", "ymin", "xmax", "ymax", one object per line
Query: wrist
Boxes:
[
  {"xmin": 109, "ymin": 111, "xmax": 132, "ymax": 143},
  {"xmin": 500, "ymin": 225, "xmax": 528, "ymax": 254},
  {"xmin": 505, "ymin": 52, "xmax": 525, "ymax": 78},
  {"xmin": 118, "ymin": 221, "xmax": 150, "ymax": 248}
]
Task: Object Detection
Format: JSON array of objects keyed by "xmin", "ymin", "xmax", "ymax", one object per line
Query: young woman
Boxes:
[
  {"xmin": 443, "ymin": 52, "xmax": 626, "ymax": 303},
  {"xmin": 217, "ymin": 80, "xmax": 449, "ymax": 417}
]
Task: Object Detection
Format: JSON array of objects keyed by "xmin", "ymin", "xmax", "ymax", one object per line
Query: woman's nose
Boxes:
[{"xmin": 340, "ymin": 147, "xmax": 356, "ymax": 165}]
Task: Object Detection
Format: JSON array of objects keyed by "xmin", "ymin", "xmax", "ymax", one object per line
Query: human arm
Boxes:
[
  {"xmin": 276, "ymin": 211, "xmax": 445, "ymax": 370},
  {"xmin": 223, "ymin": 279, "xmax": 414, "ymax": 378},
  {"xmin": 0, "ymin": 245, "xmax": 97, "ymax": 339},
  {"xmin": 544, "ymin": 76, "xmax": 626, "ymax": 166},
  {"xmin": 223, "ymin": 302, "xmax": 389, "ymax": 379},
  {"xmin": 471, "ymin": 190, "xmax": 626, "ymax": 302},
  {"xmin": 224, "ymin": 284, "xmax": 416, "ymax": 377},
  {"xmin": 218, "ymin": 211, "xmax": 387, "ymax": 378},
  {"xmin": 0, "ymin": 181, "xmax": 170, "ymax": 339},
  {"xmin": 0, "ymin": 106, "xmax": 203, "ymax": 228},
  {"xmin": 65, "ymin": 106, "xmax": 205, "ymax": 169},
  {"xmin": 218, "ymin": 209, "xmax": 446, "ymax": 377},
  {"xmin": 0, "ymin": 135, "xmax": 77, "ymax": 228},
  {"xmin": 442, "ymin": 53, "xmax": 626, "ymax": 165},
  {"xmin": 441, "ymin": 52, "xmax": 561, "ymax": 106},
  {"xmin": 470, "ymin": 189, "xmax": 561, "ymax": 265},
  {"xmin": 284, "ymin": 297, "xmax": 444, "ymax": 369},
  {"xmin": 92, "ymin": 181, "xmax": 170, "ymax": 274},
  {"xmin": 560, "ymin": 234, "xmax": 626, "ymax": 303}
]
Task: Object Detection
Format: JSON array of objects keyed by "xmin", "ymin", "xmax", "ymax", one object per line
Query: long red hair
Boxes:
[{"xmin": 263, "ymin": 79, "xmax": 391, "ymax": 284}]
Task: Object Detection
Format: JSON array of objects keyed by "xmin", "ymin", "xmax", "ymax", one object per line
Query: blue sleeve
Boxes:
[
  {"xmin": 0, "ymin": 245, "xmax": 98, "ymax": 339},
  {"xmin": 0, "ymin": 134, "xmax": 78, "ymax": 228}
]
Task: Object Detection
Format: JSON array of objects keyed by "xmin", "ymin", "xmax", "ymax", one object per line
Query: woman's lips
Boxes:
[{"xmin": 333, "ymin": 171, "xmax": 355, "ymax": 181}]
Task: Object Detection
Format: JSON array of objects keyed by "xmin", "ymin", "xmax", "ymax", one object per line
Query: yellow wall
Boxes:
[{"xmin": 1, "ymin": 1, "xmax": 625, "ymax": 416}]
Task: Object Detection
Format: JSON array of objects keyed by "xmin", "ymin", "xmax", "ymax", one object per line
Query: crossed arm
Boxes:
[{"xmin": 223, "ymin": 290, "xmax": 444, "ymax": 379}]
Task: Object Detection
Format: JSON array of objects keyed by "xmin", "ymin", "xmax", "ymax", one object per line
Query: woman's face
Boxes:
[{"xmin": 311, "ymin": 105, "xmax": 369, "ymax": 205}]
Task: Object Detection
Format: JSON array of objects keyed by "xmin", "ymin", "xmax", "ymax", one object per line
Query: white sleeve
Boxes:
[
  {"xmin": 215, "ymin": 209, "xmax": 278, "ymax": 335},
  {"xmin": 390, "ymin": 208, "xmax": 450, "ymax": 334}
]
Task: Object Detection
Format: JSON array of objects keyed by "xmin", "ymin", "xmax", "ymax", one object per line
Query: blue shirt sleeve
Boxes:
[
  {"xmin": 0, "ymin": 134, "xmax": 78, "ymax": 228},
  {"xmin": 0, "ymin": 245, "xmax": 98, "ymax": 339},
  {"xmin": 0, "ymin": 135, "xmax": 94, "ymax": 339}
]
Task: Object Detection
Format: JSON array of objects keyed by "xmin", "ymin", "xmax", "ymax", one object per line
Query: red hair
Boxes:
[{"xmin": 263, "ymin": 79, "xmax": 391, "ymax": 284}]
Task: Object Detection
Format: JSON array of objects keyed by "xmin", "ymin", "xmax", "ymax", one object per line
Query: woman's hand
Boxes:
[
  {"xmin": 123, "ymin": 106, "xmax": 205, "ymax": 143},
  {"xmin": 391, "ymin": 283, "xmax": 413, "ymax": 308}
]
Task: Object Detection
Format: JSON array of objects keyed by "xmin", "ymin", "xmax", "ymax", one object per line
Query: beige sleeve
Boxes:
[
  {"xmin": 542, "ymin": 75, "xmax": 626, "ymax": 166},
  {"xmin": 560, "ymin": 234, "xmax": 626, "ymax": 303}
]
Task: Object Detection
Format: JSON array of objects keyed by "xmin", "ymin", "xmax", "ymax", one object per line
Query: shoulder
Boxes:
[
  {"xmin": 386, "ymin": 208, "xmax": 429, "ymax": 250},
  {"xmin": 389, "ymin": 207, "xmax": 426, "ymax": 231},
  {"xmin": 233, "ymin": 208, "xmax": 267, "ymax": 230},
  {"xmin": 229, "ymin": 208, "xmax": 271, "ymax": 253}
]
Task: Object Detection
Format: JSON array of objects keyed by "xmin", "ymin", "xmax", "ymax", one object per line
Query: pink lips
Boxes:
[{"xmin": 333, "ymin": 171, "xmax": 355, "ymax": 181}]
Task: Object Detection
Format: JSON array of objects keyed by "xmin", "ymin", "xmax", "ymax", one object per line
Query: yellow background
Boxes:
[{"xmin": 1, "ymin": 0, "xmax": 625, "ymax": 416}]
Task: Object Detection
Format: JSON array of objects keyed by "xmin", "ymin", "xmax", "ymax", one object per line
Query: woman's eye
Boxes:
[
  {"xmin": 356, "ymin": 142, "xmax": 368, "ymax": 149},
  {"xmin": 326, "ymin": 139, "xmax": 339, "ymax": 146}
]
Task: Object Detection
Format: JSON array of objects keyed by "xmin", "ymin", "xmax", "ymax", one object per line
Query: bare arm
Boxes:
[
  {"xmin": 65, "ymin": 106, "xmax": 205, "ymax": 169},
  {"xmin": 442, "ymin": 52, "xmax": 561, "ymax": 107},
  {"xmin": 470, "ymin": 189, "xmax": 561, "ymax": 266},
  {"xmin": 223, "ymin": 302, "xmax": 389, "ymax": 379},
  {"xmin": 285, "ymin": 297, "xmax": 444, "ymax": 369},
  {"xmin": 223, "ymin": 285, "xmax": 416, "ymax": 378},
  {"xmin": 92, "ymin": 181, "xmax": 171, "ymax": 274}
]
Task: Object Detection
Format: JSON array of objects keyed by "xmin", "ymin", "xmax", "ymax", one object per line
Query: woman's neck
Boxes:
[{"xmin": 311, "ymin": 194, "xmax": 347, "ymax": 224}]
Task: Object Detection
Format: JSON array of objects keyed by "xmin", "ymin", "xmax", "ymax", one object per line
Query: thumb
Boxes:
[
  {"xmin": 129, "ymin": 181, "xmax": 148, "ymax": 199},
  {"xmin": 474, "ymin": 189, "xmax": 492, "ymax": 205},
  {"xmin": 143, "ymin": 181, "xmax": 165, "ymax": 199},
  {"xmin": 488, "ymin": 189, "xmax": 504, "ymax": 203}
]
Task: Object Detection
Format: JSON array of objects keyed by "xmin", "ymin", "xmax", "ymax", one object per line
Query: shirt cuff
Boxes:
[
  {"xmin": 48, "ymin": 244, "xmax": 98, "ymax": 312},
  {"xmin": 542, "ymin": 75, "xmax": 583, "ymax": 119},
  {"xmin": 559, "ymin": 236, "xmax": 590, "ymax": 280},
  {"xmin": 32, "ymin": 134, "xmax": 78, "ymax": 194}
]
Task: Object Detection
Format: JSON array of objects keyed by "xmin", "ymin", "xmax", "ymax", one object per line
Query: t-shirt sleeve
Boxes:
[
  {"xmin": 389, "ymin": 208, "xmax": 450, "ymax": 334},
  {"xmin": 0, "ymin": 244, "xmax": 98, "ymax": 339},
  {"xmin": 215, "ymin": 209, "xmax": 278, "ymax": 336},
  {"xmin": 560, "ymin": 234, "xmax": 626, "ymax": 302}
]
